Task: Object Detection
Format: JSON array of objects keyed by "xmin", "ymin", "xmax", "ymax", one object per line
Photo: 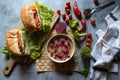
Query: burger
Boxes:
[
  {"xmin": 21, "ymin": 5, "xmax": 42, "ymax": 31},
  {"xmin": 6, "ymin": 29, "xmax": 29, "ymax": 56}
]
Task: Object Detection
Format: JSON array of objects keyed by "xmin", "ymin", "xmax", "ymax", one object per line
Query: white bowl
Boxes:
[{"xmin": 46, "ymin": 33, "xmax": 75, "ymax": 63}]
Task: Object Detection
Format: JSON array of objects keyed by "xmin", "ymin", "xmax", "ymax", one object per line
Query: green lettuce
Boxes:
[
  {"xmin": 1, "ymin": 28, "xmax": 43, "ymax": 60},
  {"xmin": 2, "ymin": 2, "xmax": 54, "ymax": 60},
  {"xmin": 35, "ymin": 1, "xmax": 54, "ymax": 32},
  {"xmin": 1, "ymin": 45, "xmax": 9, "ymax": 55},
  {"xmin": 24, "ymin": 29, "xmax": 43, "ymax": 59}
]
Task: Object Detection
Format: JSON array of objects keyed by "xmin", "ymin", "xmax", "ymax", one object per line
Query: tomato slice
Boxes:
[
  {"xmin": 32, "ymin": 9, "xmax": 41, "ymax": 30},
  {"xmin": 17, "ymin": 32, "xmax": 23, "ymax": 52}
]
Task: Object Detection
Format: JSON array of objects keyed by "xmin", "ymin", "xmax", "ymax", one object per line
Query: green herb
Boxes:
[
  {"xmin": 35, "ymin": 1, "xmax": 54, "ymax": 32},
  {"xmin": 80, "ymin": 47, "xmax": 91, "ymax": 58},
  {"xmin": 74, "ymin": 31, "xmax": 87, "ymax": 41}
]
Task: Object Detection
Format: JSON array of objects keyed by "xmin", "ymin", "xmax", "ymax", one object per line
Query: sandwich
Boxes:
[
  {"xmin": 21, "ymin": 2, "xmax": 54, "ymax": 32},
  {"xmin": 6, "ymin": 29, "xmax": 29, "ymax": 56},
  {"xmin": 21, "ymin": 5, "xmax": 42, "ymax": 31}
]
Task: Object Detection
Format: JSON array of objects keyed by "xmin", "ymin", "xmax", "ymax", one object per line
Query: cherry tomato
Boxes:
[
  {"xmin": 94, "ymin": 0, "xmax": 98, "ymax": 3},
  {"xmin": 87, "ymin": 33, "xmax": 92, "ymax": 38},
  {"xmin": 66, "ymin": 1, "xmax": 70, "ymax": 7},
  {"xmin": 68, "ymin": 14, "xmax": 72, "ymax": 19},
  {"xmin": 65, "ymin": 18, "xmax": 69, "ymax": 23},
  {"xmin": 86, "ymin": 43, "xmax": 91, "ymax": 48},
  {"xmin": 94, "ymin": 0, "xmax": 99, "ymax": 5},
  {"xmin": 65, "ymin": 5, "xmax": 69, "ymax": 10},
  {"xmin": 62, "ymin": 13, "xmax": 66, "ymax": 19},
  {"xmin": 91, "ymin": 19, "xmax": 96, "ymax": 25},
  {"xmin": 66, "ymin": 9, "xmax": 70, "ymax": 14},
  {"xmin": 57, "ymin": 9, "xmax": 61, "ymax": 15},
  {"xmin": 81, "ymin": 19, "xmax": 86, "ymax": 26},
  {"xmin": 86, "ymin": 38, "xmax": 91, "ymax": 43}
]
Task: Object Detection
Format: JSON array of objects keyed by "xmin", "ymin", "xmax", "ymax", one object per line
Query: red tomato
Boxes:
[
  {"xmin": 91, "ymin": 19, "xmax": 96, "ymax": 25},
  {"xmin": 66, "ymin": 1, "xmax": 70, "ymax": 7},
  {"xmin": 94, "ymin": 0, "xmax": 99, "ymax": 5},
  {"xmin": 87, "ymin": 33, "xmax": 92, "ymax": 38},
  {"xmin": 68, "ymin": 14, "xmax": 72, "ymax": 19},
  {"xmin": 66, "ymin": 9, "xmax": 70, "ymax": 14},
  {"xmin": 62, "ymin": 13, "xmax": 66, "ymax": 19},
  {"xmin": 86, "ymin": 43, "xmax": 91, "ymax": 47},
  {"xmin": 86, "ymin": 38, "xmax": 91, "ymax": 43},
  {"xmin": 81, "ymin": 19, "xmax": 86, "ymax": 26},
  {"xmin": 94, "ymin": 0, "xmax": 98, "ymax": 3},
  {"xmin": 65, "ymin": 5, "xmax": 69, "ymax": 10},
  {"xmin": 65, "ymin": 18, "xmax": 69, "ymax": 23},
  {"xmin": 57, "ymin": 9, "xmax": 61, "ymax": 15}
]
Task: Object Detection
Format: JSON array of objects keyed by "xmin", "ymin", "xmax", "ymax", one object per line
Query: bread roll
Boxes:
[{"xmin": 21, "ymin": 5, "xmax": 41, "ymax": 31}]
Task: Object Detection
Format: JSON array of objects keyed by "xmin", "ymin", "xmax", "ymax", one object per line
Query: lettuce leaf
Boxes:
[
  {"xmin": 25, "ymin": 29, "xmax": 43, "ymax": 59},
  {"xmin": 1, "ymin": 28, "xmax": 43, "ymax": 60},
  {"xmin": 2, "ymin": 2, "xmax": 53, "ymax": 60},
  {"xmin": 35, "ymin": 1, "xmax": 54, "ymax": 32},
  {"xmin": 1, "ymin": 45, "xmax": 9, "ymax": 55}
]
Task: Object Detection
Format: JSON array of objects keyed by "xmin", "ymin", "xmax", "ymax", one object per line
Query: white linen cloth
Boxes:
[{"xmin": 90, "ymin": 6, "xmax": 120, "ymax": 80}]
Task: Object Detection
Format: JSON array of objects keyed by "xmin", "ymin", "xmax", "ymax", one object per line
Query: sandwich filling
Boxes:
[
  {"xmin": 17, "ymin": 30, "xmax": 24, "ymax": 53},
  {"xmin": 30, "ymin": 5, "xmax": 41, "ymax": 30}
]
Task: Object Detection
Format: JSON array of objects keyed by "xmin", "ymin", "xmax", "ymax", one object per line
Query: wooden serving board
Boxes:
[{"xmin": 2, "ymin": 12, "xmax": 59, "ymax": 75}]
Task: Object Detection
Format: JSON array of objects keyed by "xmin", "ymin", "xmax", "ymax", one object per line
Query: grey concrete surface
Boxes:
[{"xmin": 0, "ymin": 0, "xmax": 120, "ymax": 80}]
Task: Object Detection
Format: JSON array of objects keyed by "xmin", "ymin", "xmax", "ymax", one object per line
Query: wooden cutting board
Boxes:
[{"xmin": 3, "ymin": 12, "xmax": 59, "ymax": 76}]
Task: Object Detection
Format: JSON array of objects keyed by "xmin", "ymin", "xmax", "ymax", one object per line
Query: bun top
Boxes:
[{"xmin": 21, "ymin": 5, "xmax": 41, "ymax": 31}]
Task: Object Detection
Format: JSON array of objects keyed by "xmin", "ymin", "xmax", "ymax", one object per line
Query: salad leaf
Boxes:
[
  {"xmin": 35, "ymin": 1, "xmax": 54, "ymax": 32},
  {"xmin": 25, "ymin": 29, "xmax": 43, "ymax": 59},
  {"xmin": 2, "ymin": 2, "xmax": 54, "ymax": 60},
  {"xmin": 1, "ymin": 45, "xmax": 9, "ymax": 55},
  {"xmin": 1, "ymin": 28, "xmax": 43, "ymax": 60}
]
